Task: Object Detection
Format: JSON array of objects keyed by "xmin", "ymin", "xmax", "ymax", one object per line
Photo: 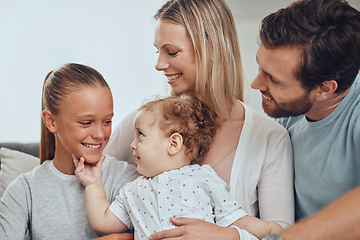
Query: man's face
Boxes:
[{"xmin": 251, "ymin": 44, "xmax": 315, "ymax": 118}]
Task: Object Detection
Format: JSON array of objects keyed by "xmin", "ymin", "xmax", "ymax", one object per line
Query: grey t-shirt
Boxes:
[{"xmin": 0, "ymin": 155, "xmax": 138, "ymax": 240}]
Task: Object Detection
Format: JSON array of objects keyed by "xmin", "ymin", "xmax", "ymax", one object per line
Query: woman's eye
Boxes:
[
  {"xmin": 138, "ymin": 131, "xmax": 144, "ymax": 138},
  {"xmin": 104, "ymin": 120, "xmax": 112, "ymax": 125},
  {"xmin": 168, "ymin": 51, "xmax": 179, "ymax": 56},
  {"xmin": 80, "ymin": 121, "xmax": 91, "ymax": 126}
]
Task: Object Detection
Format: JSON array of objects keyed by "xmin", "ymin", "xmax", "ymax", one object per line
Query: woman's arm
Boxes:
[
  {"xmin": 257, "ymin": 133, "xmax": 294, "ymax": 228},
  {"xmin": 149, "ymin": 217, "xmax": 239, "ymax": 240}
]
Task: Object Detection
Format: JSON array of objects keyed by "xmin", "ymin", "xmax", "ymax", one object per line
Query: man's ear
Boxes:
[
  {"xmin": 314, "ymin": 80, "xmax": 338, "ymax": 101},
  {"xmin": 42, "ymin": 110, "xmax": 57, "ymax": 133},
  {"xmin": 168, "ymin": 133, "xmax": 183, "ymax": 155}
]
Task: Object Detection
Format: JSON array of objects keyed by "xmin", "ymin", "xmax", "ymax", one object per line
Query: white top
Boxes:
[
  {"xmin": 109, "ymin": 164, "xmax": 249, "ymax": 240},
  {"xmin": 105, "ymin": 101, "xmax": 294, "ymax": 227}
]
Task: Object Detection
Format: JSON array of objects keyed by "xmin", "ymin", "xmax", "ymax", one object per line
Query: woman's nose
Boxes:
[{"xmin": 155, "ymin": 53, "xmax": 169, "ymax": 72}]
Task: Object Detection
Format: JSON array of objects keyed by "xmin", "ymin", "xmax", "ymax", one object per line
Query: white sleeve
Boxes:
[
  {"xmin": 258, "ymin": 132, "xmax": 294, "ymax": 228},
  {"xmin": 103, "ymin": 110, "xmax": 137, "ymax": 165},
  {"xmin": 230, "ymin": 226, "xmax": 258, "ymax": 240}
]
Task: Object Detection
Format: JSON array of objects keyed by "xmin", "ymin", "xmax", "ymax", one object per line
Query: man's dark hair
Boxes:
[{"xmin": 260, "ymin": 0, "xmax": 360, "ymax": 93}]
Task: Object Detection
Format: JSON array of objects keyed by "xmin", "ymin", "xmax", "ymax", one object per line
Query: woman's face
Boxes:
[{"xmin": 154, "ymin": 19, "xmax": 197, "ymax": 95}]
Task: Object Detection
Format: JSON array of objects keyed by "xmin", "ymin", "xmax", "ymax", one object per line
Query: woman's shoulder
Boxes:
[
  {"xmin": 241, "ymin": 101, "xmax": 289, "ymax": 134},
  {"xmin": 102, "ymin": 155, "xmax": 139, "ymax": 179}
]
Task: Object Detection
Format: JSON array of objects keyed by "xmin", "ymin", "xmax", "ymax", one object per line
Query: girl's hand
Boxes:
[
  {"xmin": 72, "ymin": 154, "xmax": 105, "ymax": 187},
  {"xmin": 148, "ymin": 217, "xmax": 239, "ymax": 240}
]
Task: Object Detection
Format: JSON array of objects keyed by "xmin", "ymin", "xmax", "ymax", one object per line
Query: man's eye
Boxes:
[
  {"xmin": 81, "ymin": 122, "xmax": 91, "ymax": 126},
  {"xmin": 138, "ymin": 131, "xmax": 144, "ymax": 137}
]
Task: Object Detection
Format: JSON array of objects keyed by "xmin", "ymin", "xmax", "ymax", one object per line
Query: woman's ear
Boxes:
[
  {"xmin": 42, "ymin": 110, "xmax": 57, "ymax": 133},
  {"xmin": 168, "ymin": 133, "xmax": 183, "ymax": 155}
]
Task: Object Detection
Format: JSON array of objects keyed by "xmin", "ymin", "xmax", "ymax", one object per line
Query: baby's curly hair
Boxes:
[{"xmin": 140, "ymin": 93, "xmax": 218, "ymax": 164}]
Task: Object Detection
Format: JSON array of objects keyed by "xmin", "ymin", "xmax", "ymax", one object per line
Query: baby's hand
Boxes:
[
  {"xmin": 269, "ymin": 222, "xmax": 284, "ymax": 235},
  {"xmin": 72, "ymin": 154, "xmax": 105, "ymax": 187}
]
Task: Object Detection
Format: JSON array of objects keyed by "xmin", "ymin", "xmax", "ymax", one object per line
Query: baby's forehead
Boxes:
[{"xmin": 136, "ymin": 108, "xmax": 160, "ymax": 125}]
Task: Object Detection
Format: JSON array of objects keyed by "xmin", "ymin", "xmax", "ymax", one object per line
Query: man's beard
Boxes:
[{"xmin": 263, "ymin": 91, "xmax": 313, "ymax": 118}]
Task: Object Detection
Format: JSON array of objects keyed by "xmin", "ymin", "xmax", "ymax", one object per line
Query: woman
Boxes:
[{"xmin": 105, "ymin": 0, "xmax": 294, "ymax": 238}]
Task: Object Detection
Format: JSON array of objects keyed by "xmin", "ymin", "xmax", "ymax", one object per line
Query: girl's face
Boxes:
[
  {"xmin": 154, "ymin": 19, "xmax": 197, "ymax": 95},
  {"xmin": 130, "ymin": 109, "xmax": 172, "ymax": 178},
  {"xmin": 52, "ymin": 86, "xmax": 113, "ymax": 164}
]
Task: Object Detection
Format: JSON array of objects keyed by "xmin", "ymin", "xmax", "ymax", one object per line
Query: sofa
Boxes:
[{"xmin": 0, "ymin": 142, "xmax": 40, "ymax": 198}]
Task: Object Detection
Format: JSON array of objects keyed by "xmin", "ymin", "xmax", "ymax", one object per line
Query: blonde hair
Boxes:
[
  {"xmin": 40, "ymin": 63, "xmax": 109, "ymax": 164},
  {"xmin": 155, "ymin": 0, "xmax": 245, "ymax": 119},
  {"xmin": 140, "ymin": 93, "xmax": 218, "ymax": 164}
]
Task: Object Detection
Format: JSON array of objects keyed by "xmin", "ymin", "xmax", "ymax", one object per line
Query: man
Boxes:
[{"xmin": 251, "ymin": 0, "xmax": 360, "ymax": 239}]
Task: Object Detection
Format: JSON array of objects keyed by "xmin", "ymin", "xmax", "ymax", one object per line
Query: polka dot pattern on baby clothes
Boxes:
[{"xmin": 109, "ymin": 164, "xmax": 247, "ymax": 240}]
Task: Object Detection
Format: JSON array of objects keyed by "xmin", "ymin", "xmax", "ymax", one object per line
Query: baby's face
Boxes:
[{"xmin": 130, "ymin": 109, "xmax": 173, "ymax": 177}]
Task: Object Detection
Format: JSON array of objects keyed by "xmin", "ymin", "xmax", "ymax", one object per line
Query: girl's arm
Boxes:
[{"xmin": 0, "ymin": 177, "xmax": 30, "ymax": 239}]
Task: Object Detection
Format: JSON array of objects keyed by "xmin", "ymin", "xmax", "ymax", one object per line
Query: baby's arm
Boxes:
[
  {"xmin": 85, "ymin": 182, "xmax": 129, "ymax": 234},
  {"xmin": 231, "ymin": 215, "xmax": 283, "ymax": 239},
  {"xmin": 73, "ymin": 155, "xmax": 128, "ymax": 235}
]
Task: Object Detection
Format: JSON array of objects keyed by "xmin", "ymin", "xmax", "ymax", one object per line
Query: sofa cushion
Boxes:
[{"xmin": 0, "ymin": 147, "xmax": 40, "ymax": 198}]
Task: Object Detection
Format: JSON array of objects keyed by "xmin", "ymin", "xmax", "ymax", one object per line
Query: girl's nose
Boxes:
[{"xmin": 92, "ymin": 124, "xmax": 105, "ymax": 140}]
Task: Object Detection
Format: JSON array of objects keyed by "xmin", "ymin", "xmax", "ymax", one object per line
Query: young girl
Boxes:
[
  {"xmin": 0, "ymin": 63, "xmax": 138, "ymax": 239},
  {"xmin": 74, "ymin": 93, "xmax": 283, "ymax": 240}
]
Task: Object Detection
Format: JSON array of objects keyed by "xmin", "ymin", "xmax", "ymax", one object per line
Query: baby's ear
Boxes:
[
  {"xmin": 168, "ymin": 133, "xmax": 183, "ymax": 155},
  {"xmin": 42, "ymin": 110, "xmax": 57, "ymax": 133}
]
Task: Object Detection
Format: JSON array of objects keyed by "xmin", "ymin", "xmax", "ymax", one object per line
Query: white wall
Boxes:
[
  {"xmin": 1, "ymin": 0, "xmax": 359, "ymax": 143},
  {"xmin": 0, "ymin": 0, "xmax": 166, "ymax": 142}
]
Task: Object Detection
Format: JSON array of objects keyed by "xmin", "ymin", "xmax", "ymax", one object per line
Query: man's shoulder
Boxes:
[{"xmin": 276, "ymin": 116, "xmax": 304, "ymax": 130}]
